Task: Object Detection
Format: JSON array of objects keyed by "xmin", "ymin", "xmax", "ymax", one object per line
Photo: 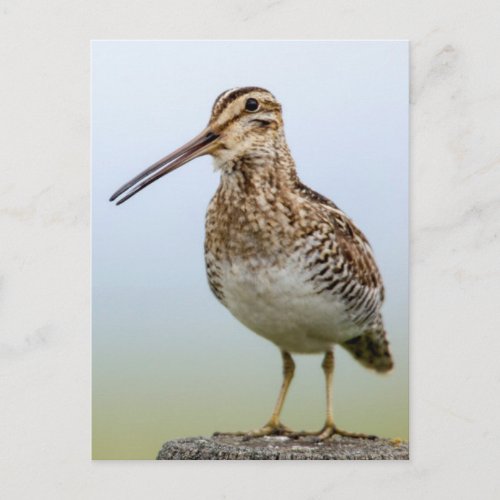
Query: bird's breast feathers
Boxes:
[
  {"xmin": 204, "ymin": 185, "xmax": 384, "ymax": 353},
  {"xmin": 205, "ymin": 246, "xmax": 381, "ymax": 354}
]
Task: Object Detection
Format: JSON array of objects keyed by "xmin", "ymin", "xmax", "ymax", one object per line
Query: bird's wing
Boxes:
[
  {"xmin": 296, "ymin": 183, "xmax": 393, "ymax": 371},
  {"xmin": 324, "ymin": 205, "xmax": 384, "ymax": 299},
  {"xmin": 297, "ymin": 182, "xmax": 384, "ymax": 299},
  {"xmin": 296, "ymin": 182, "xmax": 384, "ymax": 328}
]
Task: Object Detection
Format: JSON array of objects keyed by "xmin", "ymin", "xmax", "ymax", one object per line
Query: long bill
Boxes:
[{"xmin": 109, "ymin": 128, "xmax": 219, "ymax": 205}]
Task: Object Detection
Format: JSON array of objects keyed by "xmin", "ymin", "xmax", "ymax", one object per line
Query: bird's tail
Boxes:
[{"xmin": 341, "ymin": 328, "xmax": 394, "ymax": 373}]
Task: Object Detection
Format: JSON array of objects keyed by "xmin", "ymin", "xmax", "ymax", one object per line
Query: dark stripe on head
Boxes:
[{"xmin": 211, "ymin": 87, "xmax": 272, "ymax": 119}]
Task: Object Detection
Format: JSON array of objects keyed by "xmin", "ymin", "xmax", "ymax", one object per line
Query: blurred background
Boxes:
[{"xmin": 92, "ymin": 41, "xmax": 408, "ymax": 460}]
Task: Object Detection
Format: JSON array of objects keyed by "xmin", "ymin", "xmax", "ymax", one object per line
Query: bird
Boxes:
[{"xmin": 110, "ymin": 86, "xmax": 393, "ymax": 440}]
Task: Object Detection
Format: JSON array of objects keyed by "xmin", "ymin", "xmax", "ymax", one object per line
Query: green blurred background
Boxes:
[{"xmin": 92, "ymin": 41, "xmax": 408, "ymax": 459}]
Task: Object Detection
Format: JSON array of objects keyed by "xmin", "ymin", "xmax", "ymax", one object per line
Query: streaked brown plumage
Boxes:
[{"xmin": 111, "ymin": 86, "xmax": 393, "ymax": 440}]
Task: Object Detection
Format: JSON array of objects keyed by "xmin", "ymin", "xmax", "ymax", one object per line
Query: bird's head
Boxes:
[
  {"xmin": 110, "ymin": 87, "xmax": 284, "ymax": 205},
  {"xmin": 208, "ymin": 87, "xmax": 283, "ymax": 168}
]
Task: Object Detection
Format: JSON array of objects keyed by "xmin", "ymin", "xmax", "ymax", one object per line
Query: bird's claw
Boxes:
[
  {"xmin": 214, "ymin": 422, "xmax": 295, "ymax": 441},
  {"xmin": 288, "ymin": 424, "xmax": 377, "ymax": 441}
]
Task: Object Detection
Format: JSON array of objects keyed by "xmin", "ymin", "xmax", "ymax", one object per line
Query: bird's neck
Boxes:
[
  {"xmin": 208, "ymin": 137, "xmax": 302, "ymax": 264},
  {"xmin": 217, "ymin": 137, "xmax": 299, "ymax": 196}
]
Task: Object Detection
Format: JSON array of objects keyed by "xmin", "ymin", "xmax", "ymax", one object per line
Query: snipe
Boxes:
[{"xmin": 110, "ymin": 87, "xmax": 393, "ymax": 440}]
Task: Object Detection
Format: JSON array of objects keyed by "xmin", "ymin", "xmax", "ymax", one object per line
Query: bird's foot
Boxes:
[
  {"xmin": 290, "ymin": 423, "xmax": 377, "ymax": 441},
  {"xmin": 214, "ymin": 421, "xmax": 294, "ymax": 441}
]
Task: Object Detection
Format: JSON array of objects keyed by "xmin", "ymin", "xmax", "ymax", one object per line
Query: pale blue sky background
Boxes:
[{"xmin": 92, "ymin": 41, "xmax": 408, "ymax": 459}]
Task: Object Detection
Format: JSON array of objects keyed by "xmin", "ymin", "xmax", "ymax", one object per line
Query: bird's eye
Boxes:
[{"xmin": 245, "ymin": 98, "xmax": 259, "ymax": 112}]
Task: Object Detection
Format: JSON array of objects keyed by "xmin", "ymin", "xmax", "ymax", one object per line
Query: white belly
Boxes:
[{"xmin": 219, "ymin": 256, "xmax": 360, "ymax": 353}]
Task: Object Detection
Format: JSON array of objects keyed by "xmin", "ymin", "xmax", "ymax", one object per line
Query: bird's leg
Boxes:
[
  {"xmin": 292, "ymin": 350, "xmax": 376, "ymax": 440},
  {"xmin": 214, "ymin": 351, "xmax": 295, "ymax": 439},
  {"xmin": 241, "ymin": 350, "xmax": 296, "ymax": 438},
  {"xmin": 319, "ymin": 349, "xmax": 336, "ymax": 437},
  {"xmin": 316, "ymin": 349, "xmax": 376, "ymax": 439}
]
